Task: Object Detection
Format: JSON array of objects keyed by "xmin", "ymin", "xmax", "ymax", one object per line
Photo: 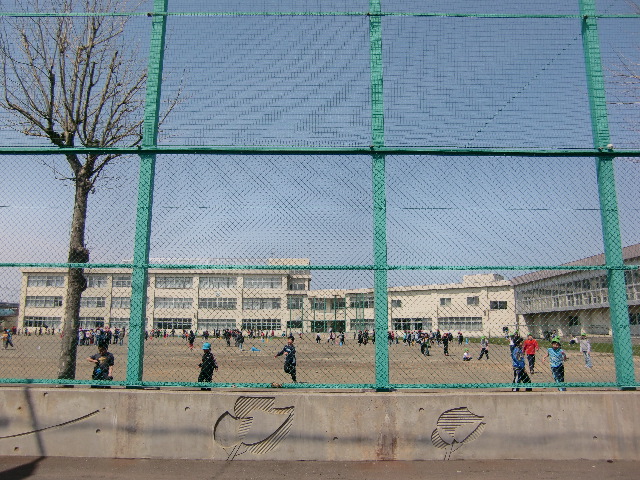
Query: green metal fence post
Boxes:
[
  {"xmin": 370, "ymin": 0, "xmax": 390, "ymax": 391},
  {"xmin": 126, "ymin": 0, "xmax": 169, "ymax": 386},
  {"xmin": 579, "ymin": 0, "xmax": 635, "ymax": 389}
]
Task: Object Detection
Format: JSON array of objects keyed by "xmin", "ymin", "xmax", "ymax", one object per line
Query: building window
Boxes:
[
  {"xmin": 287, "ymin": 296, "xmax": 304, "ymax": 310},
  {"xmin": 568, "ymin": 316, "xmax": 580, "ymax": 327},
  {"xmin": 331, "ymin": 298, "xmax": 346, "ymax": 310},
  {"xmin": 198, "ymin": 297, "xmax": 237, "ymax": 309},
  {"xmin": 440, "ymin": 298, "xmax": 452, "ymax": 306},
  {"xmin": 154, "ymin": 297, "xmax": 193, "ymax": 309},
  {"xmin": 242, "ymin": 298, "xmax": 281, "ymax": 310},
  {"xmin": 79, "ymin": 317, "xmax": 105, "ymax": 328},
  {"xmin": 113, "ymin": 275, "xmax": 132, "ymax": 288},
  {"xmin": 350, "ymin": 296, "xmax": 374, "ymax": 309},
  {"xmin": 27, "ymin": 275, "xmax": 64, "ymax": 288},
  {"xmin": 350, "ymin": 320, "xmax": 374, "ymax": 331},
  {"xmin": 244, "ymin": 276, "xmax": 282, "ymax": 289},
  {"xmin": 241, "ymin": 318, "xmax": 281, "ymax": 331},
  {"xmin": 630, "ymin": 313, "xmax": 640, "ymax": 325},
  {"xmin": 438, "ymin": 317, "xmax": 483, "ymax": 331},
  {"xmin": 25, "ymin": 296, "xmax": 63, "ymax": 308},
  {"xmin": 85, "ymin": 275, "xmax": 107, "ymax": 288},
  {"xmin": 490, "ymin": 300, "xmax": 507, "ymax": 310},
  {"xmin": 156, "ymin": 276, "xmax": 193, "ymax": 289},
  {"xmin": 288, "ymin": 281, "xmax": 306, "ymax": 291},
  {"xmin": 198, "ymin": 319, "xmax": 236, "ymax": 331},
  {"xmin": 286, "ymin": 320, "xmax": 303, "ymax": 329},
  {"xmin": 111, "ymin": 297, "xmax": 131, "ymax": 309},
  {"xmin": 467, "ymin": 296, "xmax": 479, "ymax": 306},
  {"xmin": 80, "ymin": 297, "xmax": 106, "ymax": 308},
  {"xmin": 312, "ymin": 298, "xmax": 327, "ymax": 310},
  {"xmin": 109, "ymin": 318, "xmax": 130, "ymax": 328},
  {"xmin": 155, "ymin": 318, "xmax": 191, "ymax": 330},
  {"xmin": 24, "ymin": 316, "xmax": 60, "ymax": 327},
  {"xmin": 199, "ymin": 276, "xmax": 236, "ymax": 289},
  {"xmin": 393, "ymin": 318, "xmax": 432, "ymax": 331},
  {"xmin": 391, "ymin": 299, "xmax": 402, "ymax": 308}
]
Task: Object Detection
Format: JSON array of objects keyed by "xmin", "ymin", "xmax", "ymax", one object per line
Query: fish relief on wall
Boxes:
[
  {"xmin": 431, "ymin": 407, "xmax": 486, "ymax": 460},
  {"xmin": 214, "ymin": 396, "xmax": 295, "ymax": 460}
]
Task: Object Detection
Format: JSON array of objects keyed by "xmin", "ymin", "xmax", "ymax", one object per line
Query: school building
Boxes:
[
  {"xmin": 18, "ymin": 259, "xmax": 515, "ymax": 337},
  {"xmin": 16, "ymin": 244, "xmax": 640, "ymax": 338},
  {"xmin": 512, "ymin": 243, "xmax": 640, "ymax": 338}
]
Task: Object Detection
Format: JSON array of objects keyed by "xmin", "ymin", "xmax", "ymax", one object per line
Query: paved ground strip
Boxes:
[{"xmin": 1, "ymin": 457, "xmax": 639, "ymax": 480}]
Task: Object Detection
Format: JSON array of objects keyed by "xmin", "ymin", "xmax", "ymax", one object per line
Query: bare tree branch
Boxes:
[{"xmin": 0, "ymin": 0, "xmax": 174, "ymax": 379}]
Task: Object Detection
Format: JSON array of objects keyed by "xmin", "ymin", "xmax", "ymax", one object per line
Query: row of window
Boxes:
[
  {"xmin": 517, "ymin": 271, "xmax": 640, "ymax": 312},
  {"xmin": 438, "ymin": 317, "xmax": 484, "ymax": 331},
  {"xmin": 27, "ymin": 274, "xmax": 305, "ymax": 290},
  {"xmin": 27, "ymin": 274, "xmax": 121, "ymax": 289},
  {"xmin": 392, "ymin": 318, "xmax": 432, "ymax": 331},
  {"xmin": 25, "ymin": 296, "xmax": 275, "ymax": 310},
  {"xmin": 439, "ymin": 297, "xmax": 507, "ymax": 309},
  {"xmin": 24, "ymin": 294, "xmax": 508, "ymax": 313},
  {"xmin": 152, "ymin": 318, "xmax": 286, "ymax": 331},
  {"xmin": 25, "ymin": 296, "xmax": 63, "ymax": 307},
  {"xmin": 519, "ymin": 290, "xmax": 611, "ymax": 312}
]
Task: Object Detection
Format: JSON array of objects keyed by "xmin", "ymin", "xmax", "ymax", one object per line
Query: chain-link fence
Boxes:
[{"xmin": 0, "ymin": 0, "xmax": 639, "ymax": 390}]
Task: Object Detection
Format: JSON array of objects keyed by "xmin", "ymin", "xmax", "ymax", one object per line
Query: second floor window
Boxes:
[
  {"xmin": 288, "ymin": 281, "xmax": 306, "ymax": 291},
  {"xmin": 242, "ymin": 298, "xmax": 281, "ymax": 310},
  {"xmin": 27, "ymin": 275, "xmax": 64, "ymax": 287},
  {"xmin": 85, "ymin": 275, "xmax": 107, "ymax": 288},
  {"xmin": 80, "ymin": 297, "xmax": 106, "ymax": 308},
  {"xmin": 25, "ymin": 296, "xmax": 62, "ymax": 307},
  {"xmin": 111, "ymin": 297, "xmax": 131, "ymax": 309},
  {"xmin": 154, "ymin": 297, "xmax": 193, "ymax": 309},
  {"xmin": 288, "ymin": 296, "xmax": 304, "ymax": 310},
  {"xmin": 350, "ymin": 296, "xmax": 374, "ymax": 309},
  {"xmin": 198, "ymin": 298, "xmax": 237, "ymax": 309},
  {"xmin": 312, "ymin": 298, "xmax": 326, "ymax": 310},
  {"xmin": 113, "ymin": 275, "xmax": 132, "ymax": 288},
  {"xmin": 156, "ymin": 276, "xmax": 193, "ymax": 289},
  {"xmin": 200, "ymin": 276, "xmax": 236, "ymax": 289},
  {"xmin": 490, "ymin": 300, "xmax": 508, "ymax": 310},
  {"xmin": 244, "ymin": 276, "xmax": 282, "ymax": 289}
]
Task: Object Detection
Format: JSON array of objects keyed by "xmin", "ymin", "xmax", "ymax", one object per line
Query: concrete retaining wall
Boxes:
[{"xmin": 0, "ymin": 387, "xmax": 638, "ymax": 460}]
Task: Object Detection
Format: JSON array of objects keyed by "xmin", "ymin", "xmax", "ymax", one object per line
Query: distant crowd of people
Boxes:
[
  {"xmin": 79, "ymin": 326, "xmax": 125, "ymax": 347},
  {"xmin": 2, "ymin": 322, "xmax": 596, "ymax": 392}
]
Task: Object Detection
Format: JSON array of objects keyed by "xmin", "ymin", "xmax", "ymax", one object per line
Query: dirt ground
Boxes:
[{"xmin": 1, "ymin": 334, "xmax": 638, "ymax": 386}]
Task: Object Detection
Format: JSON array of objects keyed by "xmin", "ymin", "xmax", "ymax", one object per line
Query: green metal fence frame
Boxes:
[{"xmin": 1, "ymin": 0, "xmax": 639, "ymax": 390}]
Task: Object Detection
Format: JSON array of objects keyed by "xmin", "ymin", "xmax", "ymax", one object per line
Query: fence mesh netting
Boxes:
[{"xmin": 0, "ymin": 0, "xmax": 639, "ymax": 389}]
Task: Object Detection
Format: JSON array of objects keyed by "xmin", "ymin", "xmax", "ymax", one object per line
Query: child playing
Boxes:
[
  {"xmin": 275, "ymin": 336, "xmax": 297, "ymax": 383},
  {"xmin": 197, "ymin": 342, "xmax": 218, "ymax": 391},
  {"xmin": 477, "ymin": 336, "xmax": 489, "ymax": 360},
  {"xmin": 511, "ymin": 338, "xmax": 532, "ymax": 391},
  {"xmin": 543, "ymin": 340, "xmax": 567, "ymax": 391},
  {"xmin": 462, "ymin": 349, "xmax": 471, "ymax": 361},
  {"xmin": 579, "ymin": 333, "xmax": 592, "ymax": 368}
]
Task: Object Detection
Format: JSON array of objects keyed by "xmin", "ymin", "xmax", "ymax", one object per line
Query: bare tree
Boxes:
[{"xmin": 0, "ymin": 0, "xmax": 171, "ymax": 379}]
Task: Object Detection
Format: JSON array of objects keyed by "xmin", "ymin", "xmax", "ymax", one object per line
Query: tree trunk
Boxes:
[{"xmin": 57, "ymin": 171, "xmax": 91, "ymax": 380}]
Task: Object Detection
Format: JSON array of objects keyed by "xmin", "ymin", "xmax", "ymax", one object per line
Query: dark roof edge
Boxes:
[{"xmin": 511, "ymin": 243, "xmax": 640, "ymax": 286}]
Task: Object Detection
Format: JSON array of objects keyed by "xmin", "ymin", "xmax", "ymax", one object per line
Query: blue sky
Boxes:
[{"xmin": 0, "ymin": 1, "xmax": 639, "ymax": 298}]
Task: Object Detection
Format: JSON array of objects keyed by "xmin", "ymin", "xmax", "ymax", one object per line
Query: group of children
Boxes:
[
  {"xmin": 81, "ymin": 326, "xmax": 594, "ymax": 392},
  {"xmin": 510, "ymin": 333, "xmax": 592, "ymax": 392},
  {"xmin": 459, "ymin": 332, "xmax": 593, "ymax": 392}
]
